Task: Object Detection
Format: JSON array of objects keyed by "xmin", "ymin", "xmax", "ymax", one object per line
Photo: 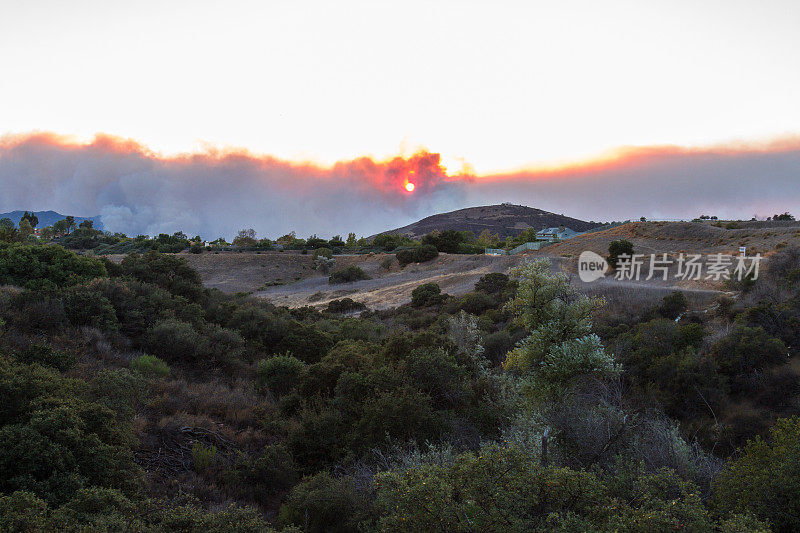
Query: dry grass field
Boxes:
[{"xmin": 103, "ymin": 221, "xmax": 800, "ymax": 310}]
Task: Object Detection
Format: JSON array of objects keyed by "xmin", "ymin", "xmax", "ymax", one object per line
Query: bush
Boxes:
[
  {"xmin": 396, "ymin": 245, "xmax": 438, "ymax": 267},
  {"xmin": 256, "ymin": 355, "xmax": 306, "ymax": 396},
  {"xmin": 118, "ymin": 251, "xmax": 204, "ymax": 302},
  {"xmin": 658, "ymin": 290, "xmax": 687, "ymax": 319},
  {"xmin": 482, "ymin": 331, "xmax": 514, "ymax": 366},
  {"xmin": 325, "ymin": 298, "xmax": 366, "ymax": 314},
  {"xmin": 278, "ymin": 472, "xmax": 366, "ymax": 533},
  {"xmin": 475, "ymin": 272, "xmax": 509, "ymax": 294},
  {"xmin": 457, "ymin": 291, "xmax": 497, "ymax": 315},
  {"xmin": 0, "ymin": 243, "xmax": 107, "ymax": 289},
  {"xmin": 143, "ymin": 320, "xmax": 243, "ymax": 366},
  {"xmin": 607, "ymin": 239, "xmax": 634, "ymax": 269},
  {"xmin": 712, "ymin": 416, "xmax": 800, "ymax": 532},
  {"xmin": 329, "ymin": 265, "xmax": 370, "ymax": 284},
  {"xmin": 62, "ymin": 287, "xmax": 120, "ymax": 331},
  {"xmin": 411, "ymin": 282, "xmax": 443, "ymax": 307},
  {"xmin": 312, "ymin": 247, "xmax": 333, "ymax": 259},
  {"xmin": 227, "ymin": 444, "xmax": 298, "ymax": 505},
  {"xmin": 129, "ymin": 354, "xmax": 170, "ymax": 377},
  {"xmin": 15, "ymin": 344, "xmax": 75, "ymax": 372},
  {"xmin": 709, "ymin": 325, "xmax": 788, "ymax": 393}
]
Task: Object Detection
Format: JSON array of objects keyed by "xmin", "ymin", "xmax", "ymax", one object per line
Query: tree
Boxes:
[
  {"xmin": 346, "ymin": 232, "xmax": 357, "ymax": 247},
  {"xmin": 64, "ymin": 216, "xmax": 76, "ymax": 234},
  {"xmin": 21, "ymin": 211, "xmax": 38, "ymax": 229},
  {"xmin": 503, "ymin": 260, "xmax": 618, "ymax": 398},
  {"xmin": 607, "ymin": 239, "xmax": 634, "ymax": 269},
  {"xmin": 773, "ymin": 212, "xmax": 795, "ymax": 221},
  {"xmin": 18, "ymin": 219, "xmax": 34, "ymax": 240},
  {"xmin": 233, "ymin": 228, "xmax": 257, "ymax": 247},
  {"xmin": 78, "ymin": 219, "xmax": 93, "ymax": 230}
]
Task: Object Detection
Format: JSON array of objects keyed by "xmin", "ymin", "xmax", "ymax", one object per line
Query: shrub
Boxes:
[
  {"xmin": 411, "ymin": 282, "xmax": 443, "ymax": 307},
  {"xmin": 118, "ymin": 251, "xmax": 204, "ymax": 302},
  {"xmin": 256, "ymin": 355, "xmax": 306, "ymax": 396},
  {"xmin": 482, "ymin": 331, "xmax": 514, "ymax": 366},
  {"xmin": 144, "ymin": 319, "xmax": 203, "ymax": 363},
  {"xmin": 457, "ymin": 291, "xmax": 497, "ymax": 315},
  {"xmin": 0, "ymin": 243, "xmax": 107, "ymax": 289},
  {"xmin": 325, "ymin": 298, "xmax": 366, "ymax": 314},
  {"xmin": 607, "ymin": 239, "xmax": 634, "ymax": 269},
  {"xmin": 712, "ymin": 416, "xmax": 800, "ymax": 532},
  {"xmin": 396, "ymin": 245, "xmax": 438, "ymax": 267},
  {"xmin": 312, "ymin": 247, "xmax": 333, "ymax": 259},
  {"xmin": 709, "ymin": 325, "xmax": 788, "ymax": 393},
  {"xmin": 15, "ymin": 343, "xmax": 75, "ymax": 372},
  {"xmin": 328, "ymin": 265, "xmax": 370, "ymax": 284},
  {"xmin": 129, "ymin": 354, "xmax": 170, "ymax": 377},
  {"xmin": 227, "ymin": 445, "xmax": 298, "ymax": 505},
  {"xmin": 658, "ymin": 290, "xmax": 687, "ymax": 319},
  {"xmin": 62, "ymin": 287, "xmax": 120, "ymax": 331},
  {"xmin": 278, "ymin": 472, "xmax": 366, "ymax": 533},
  {"xmin": 475, "ymin": 272, "xmax": 509, "ymax": 294}
]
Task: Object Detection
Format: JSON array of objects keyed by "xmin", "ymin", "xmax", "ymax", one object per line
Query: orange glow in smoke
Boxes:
[{"xmin": 405, "ymin": 182, "xmax": 415, "ymax": 192}]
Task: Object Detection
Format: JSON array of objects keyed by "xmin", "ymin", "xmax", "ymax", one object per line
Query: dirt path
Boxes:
[{"xmin": 255, "ymin": 254, "xmax": 522, "ymax": 310}]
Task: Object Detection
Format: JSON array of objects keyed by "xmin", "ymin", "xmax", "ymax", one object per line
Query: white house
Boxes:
[{"xmin": 535, "ymin": 226, "xmax": 581, "ymax": 242}]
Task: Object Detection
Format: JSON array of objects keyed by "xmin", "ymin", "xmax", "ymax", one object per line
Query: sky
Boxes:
[{"xmin": 1, "ymin": 1, "xmax": 799, "ymax": 237}]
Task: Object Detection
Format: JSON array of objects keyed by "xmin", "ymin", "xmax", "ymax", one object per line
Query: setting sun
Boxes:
[{"xmin": 405, "ymin": 182, "xmax": 415, "ymax": 193}]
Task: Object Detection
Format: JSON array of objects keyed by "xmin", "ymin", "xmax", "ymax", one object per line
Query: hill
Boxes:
[
  {"xmin": 545, "ymin": 219, "xmax": 800, "ymax": 258},
  {"xmin": 375, "ymin": 203, "xmax": 596, "ymax": 239},
  {"xmin": 0, "ymin": 210, "xmax": 103, "ymax": 230}
]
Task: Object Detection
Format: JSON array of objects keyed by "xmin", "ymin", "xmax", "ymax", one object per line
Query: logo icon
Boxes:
[{"xmin": 578, "ymin": 251, "xmax": 608, "ymax": 282}]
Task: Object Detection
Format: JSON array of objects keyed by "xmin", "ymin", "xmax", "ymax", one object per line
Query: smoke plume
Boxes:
[{"xmin": 1, "ymin": 133, "xmax": 799, "ymax": 238}]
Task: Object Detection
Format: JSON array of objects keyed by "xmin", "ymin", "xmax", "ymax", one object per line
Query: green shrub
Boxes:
[
  {"xmin": 396, "ymin": 244, "xmax": 438, "ymax": 266},
  {"xmin": 119, "ymin": 251, "xmax": 204, "ymax": 302},
  {"xmin": 658, "ymin": 290, "xmax": 688, "ymax": 319},
  {"xmin": 0, "ymin": 243, "xmax": 107, "ymax": 289},
  {"xmin": 607, "ymin": 239, "xmax": 634, "ymax": 269},
  {"xmin": 475, "ymin": 272, "xmax": 510, "ymax": 294},
  {"xmin": 328, "ymin": 265, "xmax": 370, "ymax": 284},
  {"xmin": 712, "ymin": 416, "xmax": 800, "ymax": 531},
  {"xmin": 129, "ymin": 354, "xmax": 170, "ymax": 377},
  {"xmin": 15, "ymin": 343, "xmax": 75, "ymax": 372},
  {"xmin": 710, "ymin": 325, "xmax": 788, "ymax": 393},
  {"xmin": 312, "ymin": 247, "xmax": 333, "ymax": 259},
  {"xmin": 411, "ymin": 282, "xmax": 442, "ymax": 307},
  {"xmin": 62, "ymin": 287, "xmax": 120, "ymax": 331},
  {"xmin": 278, "ymin": 472, "xmax": 367, "ymax": 533},
  {"xmin": 256, "ymin": 355, "xmax": 306, "ymax": 396},
  {"xmin": 325, "ymin": 298, "xmax": 366, "ymax": 314},
  {"xmin": 191, "ymin": 442, "xmax": 218, "ymax": 472}
]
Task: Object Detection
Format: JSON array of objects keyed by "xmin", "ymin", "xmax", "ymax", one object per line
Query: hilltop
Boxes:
[
  {"xmin": 374, "ymin": 203, "xmax": 596, "ymax": 239},
  {"xmin": 0, "ymin": 210, "xmax": 103, "ymax": 230}
]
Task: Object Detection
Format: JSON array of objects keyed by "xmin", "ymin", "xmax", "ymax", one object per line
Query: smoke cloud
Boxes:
[
  {"xmin": 1, "ymin": 133, "xmax": 799, "ymax": 239},
  {"xmin": 0, "ymin": 133, "xmax": 469, "ymax": 239}
]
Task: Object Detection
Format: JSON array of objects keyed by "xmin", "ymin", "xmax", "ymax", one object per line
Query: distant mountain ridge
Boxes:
[
  {"xmin": 375, "ymin": 203, "xmax": 596, "ymax": 239},
  {"xmin": 0, "ymin": 210, "xmax": 103, "ymax": 230}
]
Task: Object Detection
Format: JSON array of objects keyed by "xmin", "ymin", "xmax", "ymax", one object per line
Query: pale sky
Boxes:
[{"xmin": 2, "ymin": 0, "xmax": 799, "ymax": 174}]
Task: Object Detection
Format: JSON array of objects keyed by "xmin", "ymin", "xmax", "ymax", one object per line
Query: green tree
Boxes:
[
  {"xmin": 503, "ymin": 260, "xmax": 618, "ymax": 398},
  {"xmin": 21, "ymin": 211, "xmax": 39, "ymax": 229},
  {"xmin": 607, "ymin": 239, "xmax": 634, "ymax": 268}
]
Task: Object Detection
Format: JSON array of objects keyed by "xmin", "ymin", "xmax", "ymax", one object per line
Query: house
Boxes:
[{"xmin": 535, "ymin": 225, "xmax": 581, "ymax": 242}]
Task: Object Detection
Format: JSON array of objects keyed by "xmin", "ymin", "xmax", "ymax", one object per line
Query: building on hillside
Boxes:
[{"xmin": 535, "ymin": 225, "xmax": 581, "ymax": 242}]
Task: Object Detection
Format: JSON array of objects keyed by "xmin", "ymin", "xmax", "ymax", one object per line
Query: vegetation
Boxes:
[
  {"xmin": 607, "ymin": 239, "xmax": 634, "ymax": 268},
  {"xmin": 329, "ymin": 265, "xmax": 370, "ymax": 284},
  {"xmin": 1, "ymin": 240, "xmax": 799, "ymax": 531}
]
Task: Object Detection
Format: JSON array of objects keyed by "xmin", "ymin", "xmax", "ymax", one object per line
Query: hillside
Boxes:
[
  {"xmin": 545, "ymin": 219, "xmax": 800, "ymax": 258},
  {"xmin": 375, "ymin": 203, "xmax": 596, "ymax": 239},
  {"xmin": 0, "ymin": 209, "xmax": 103, "ymax": 230}
]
